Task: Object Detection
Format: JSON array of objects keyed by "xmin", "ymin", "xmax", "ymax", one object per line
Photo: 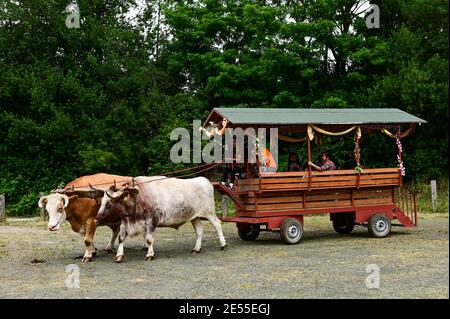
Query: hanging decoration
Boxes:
[
  {"xmin": 354, "ymin": 128, "xmax": 363, "ymax": 173},
  {"xmin": 199, "ymin": 118, "xmax": 228, "ymax": 139},
  {"xmin": 307, "ymin": 125, "xmax": 315, "ymax": 141},
  {"xmin": 309, "ymin": 124, "xmax": 358, "ymax": 136},
  {"xmin": 396, "ymin": 135, "xmax": 406, "ymax": 176},
  {"xmin": 278, "ymin": 134, "xmax": 307, "ymax": 143},
  {"xmin": 381, "ymin": 124, "xmax": 416, "ymax": 139}
]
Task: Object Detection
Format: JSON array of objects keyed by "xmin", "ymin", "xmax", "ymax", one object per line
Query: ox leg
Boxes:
[
  {"xmin": 115, "ymin": 224, "xmax": 127, "ymax": 263},
  {"xmin": 82, "ymin": 219, "xmax": 96, "ymax": 263},
  {"xmin": 141, "ymin": 232, "xmax": 148, "ymax": 251},
  {"xmin": 144, "ymin": 228, "xmax": 156, "ymax": 261},
  {"xmin": 104, "ymin": 225, "xmax": 120, "ymax": 253},
  {"xmin": 206, "ymin": 214, "xmax": 227, "ymax": 251},
  {"xmin": 191, "ymin": 218, "xmax": 203, "ymax": 253}
]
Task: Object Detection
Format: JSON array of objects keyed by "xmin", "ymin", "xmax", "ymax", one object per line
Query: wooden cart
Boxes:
[{"xmin": 204, "ymin": 108, "xmax": 426, "ymax": 244}]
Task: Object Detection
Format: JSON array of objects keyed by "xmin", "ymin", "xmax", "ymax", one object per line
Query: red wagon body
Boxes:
[{"xmin": 204, "ymin": 108, "xmax": 425, "ymax": 244}]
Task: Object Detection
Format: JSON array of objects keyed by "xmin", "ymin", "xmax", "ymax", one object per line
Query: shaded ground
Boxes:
[{"xmin": 0, "ymin": 213, "xmax": 448, "ymax": 299}]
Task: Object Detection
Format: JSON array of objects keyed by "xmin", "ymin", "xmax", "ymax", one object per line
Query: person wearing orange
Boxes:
[{"xmin": 260, "ymin": 147, "xmax": 277, "ymax": 173}]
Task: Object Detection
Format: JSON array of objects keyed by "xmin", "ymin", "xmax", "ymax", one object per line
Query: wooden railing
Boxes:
[
  {"xmin": 395, "ymin": 186, "xmax": 418, "ymax": 226},
  {"xmin": 236, "ymin": 187, "xmax": 396, "ymax": 213},
  {"xmin": 236, "ymin": 168, "xmax": 401, "ymax": 192}
]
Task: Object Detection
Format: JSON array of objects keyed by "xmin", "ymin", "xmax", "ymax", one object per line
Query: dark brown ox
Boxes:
[
  {"xmin": 38, "ymin": 173, "xmax": 131, "ymax": 262},
  {"xmin": 95, "ymin": 176, "xmax": 227, "ymax": 262}
]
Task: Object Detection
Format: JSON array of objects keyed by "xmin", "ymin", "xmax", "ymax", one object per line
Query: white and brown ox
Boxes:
[
  {"xmin": 95, "ymin": 176, "xmax": 227, "ymax": 262},
  {"xmin": 38, "ymin": 173, "xmax": 131, "ymax": 262}
]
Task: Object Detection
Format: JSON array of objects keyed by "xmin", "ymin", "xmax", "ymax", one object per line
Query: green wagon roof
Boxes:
[{"xmin": 206, "ymin": 108, "xmax": 427, "ymax": 126}]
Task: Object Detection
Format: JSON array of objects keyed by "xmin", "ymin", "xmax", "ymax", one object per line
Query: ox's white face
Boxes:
[
  {"xmin": 38, "ymin": 194, "xmax": 70, "ymax": 231},
  {"xmin": 96, "ymin": 189, "xmax": 127, "ymax": 224}
]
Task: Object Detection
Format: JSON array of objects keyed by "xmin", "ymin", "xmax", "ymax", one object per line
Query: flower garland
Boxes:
[
  {"xmin": 396, "ymin": 136, "xmax": 406, "ymax": 176},
  {"xmin": 354, "ymin": 128, "xmax": 363, "ymax": 173},
  {"xmin": 354, "ymin": 138, "xmax": 363, "ymax": 173},
  {"xmin": 255, "ymin": 137, "xmax": 268, "ymax": 167}
]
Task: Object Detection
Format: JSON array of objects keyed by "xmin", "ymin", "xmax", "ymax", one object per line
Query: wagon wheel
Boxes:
[
  {"xmin": 237, "ymin": 223, "xmax": 260, "ymax": 241},
  {"xmin": 280, "ymin": 218, "xmax": 303, "ymax": 245},
  {"xmin": 368, "ymin": 214, "xmax": 391, "ymax": 238},
  {"xmin": 332, "ymin": 218, "xmax": 355, "ymax": 234}
]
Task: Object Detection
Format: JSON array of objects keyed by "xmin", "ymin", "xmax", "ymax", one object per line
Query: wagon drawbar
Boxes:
[{"xmin": 204, "ymin": 108, "xmax": 426, "ymax": 244}]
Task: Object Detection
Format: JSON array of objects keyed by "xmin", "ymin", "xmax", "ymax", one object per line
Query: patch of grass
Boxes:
[
  {"xmin": 239, "ymin": 283, "xmax": 257, "ymax": 289},
  {"xmin": 414, "ymin": 178, "xmax": 449, "ymax": 214},
  {"xmin": 4, "ymin": 217, "xmax": 47, "ymax": 229}
]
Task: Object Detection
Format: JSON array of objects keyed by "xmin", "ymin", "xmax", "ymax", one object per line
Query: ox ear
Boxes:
[{"xmin": 38, "ymin": 196, "xmax": 48, "ymax": 208}]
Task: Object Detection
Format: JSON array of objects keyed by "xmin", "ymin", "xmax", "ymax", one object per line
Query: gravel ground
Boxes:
[{"xmin": 0, "ymin": 213, "xmax": 448, "ymax": 299}]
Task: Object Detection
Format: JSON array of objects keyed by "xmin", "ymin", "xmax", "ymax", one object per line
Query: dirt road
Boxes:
[{"xmin": 0, "ymin": 214, "xmax": 448, "ymax": 298}]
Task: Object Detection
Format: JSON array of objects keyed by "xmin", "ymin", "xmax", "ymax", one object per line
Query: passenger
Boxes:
[
  {"xmin": 287, "ymin": 152, "xmax": 302, "ymax": 171},
  {"xmin": 221, "ymin": 163, "xmax": 244, "ymax": 190},
  {"xmin": 260, "ymin": 147, "xmax": 277, "ymax": 173},
  {"xmin": 308, "ymin": 152, "xmax": 336, "ymax": 171}
]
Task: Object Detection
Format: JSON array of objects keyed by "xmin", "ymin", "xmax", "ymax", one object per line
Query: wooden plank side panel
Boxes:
[
  {"xmin": 305, "ymin": 192, "xmax": 351, "ymax": 201},
  {"xmin": 359, "ymin": 173, "xmax": 400, "ymax": 180},
  {"xmin": 260, "ymin": 167, "xmax": 399, "ymax": 178},
  {"xmin": 255, "ymin": 196, "xmax": 304, "ymax": 204},
  {"xmin": 257, "ymin": 202, "xmax": 304, "ymax": 211},
  {"xmin": 354, "ymin": 197, "xmax": 394, "ymax": 205},
  {"xmin": 306, "ymin": 200, "xmax": 352, "ymax": 208}
]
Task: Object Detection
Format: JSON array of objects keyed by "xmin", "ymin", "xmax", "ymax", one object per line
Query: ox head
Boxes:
[
  {"xmin": 38, "ymin": 193, "xmax": 78, "ymax": 231},
  {"xmin": 95, "ymin": 185, "xmax": 139, "ymax": 224}
]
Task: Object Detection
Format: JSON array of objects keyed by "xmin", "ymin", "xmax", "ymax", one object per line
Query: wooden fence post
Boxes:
[
  {"xmin": 39, "ymin": 192, "xmax": 45, "ymax": 219},
  {"xmin": 431, "ymin": 180, "xmax": 437, "ymax": 212},
  {"xmin": 0, "ymin": 194, "xmax": 5, "ymax": 222}
]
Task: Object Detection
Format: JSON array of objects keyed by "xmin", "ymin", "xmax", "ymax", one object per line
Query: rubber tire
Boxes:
[
  {"xmin": 332, "ymin": 218, "xmax": 355, "ymax": 234},
  {"xmin": 237, "ymin": 224, "xmax": 260, "ymax": 241},
  {"xmin": 280, "ymin": 218, "xmax": 303, "ymax": 245},
  {"xmin": 368, "ymin": 214, "xmax": 391, "ymax": 238}
]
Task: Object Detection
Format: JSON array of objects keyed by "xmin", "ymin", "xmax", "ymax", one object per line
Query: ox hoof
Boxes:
[
  {"xmin": 220, "ymin": 244, "xmax": 228, "ymax": 251},
  {"xmin": 115, "ymin": 255, "xmax": 124, "ymax": 263},
  {"xmin": 191, "ymin": 249, "xmax": 201, "ymax": 254},
  {"xmin": 145, "ymin": 255, "xmax": 155, "ymax": 261},
  {"xmin": 81, "ymin": 256, "xmax": 92, "ymax": 263},
  {"xmin": 104, "ymin": 248, "xmax": 114, "ymax": 253}
]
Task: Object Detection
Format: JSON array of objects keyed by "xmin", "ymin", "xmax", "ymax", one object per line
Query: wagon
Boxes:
[{"xmin": 204, "ymin": 108, "xmax": 426, "ymax": 244}]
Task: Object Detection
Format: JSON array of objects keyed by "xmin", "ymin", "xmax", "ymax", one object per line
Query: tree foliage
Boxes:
[{"xmin": 0, "ymin": 0, "xmax": 447, "ymax": 214}]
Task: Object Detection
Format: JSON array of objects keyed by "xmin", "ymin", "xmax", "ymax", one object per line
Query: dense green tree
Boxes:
[{"xmin": 0, "ymin": 0, "xmax": 447, "ymax": 214}]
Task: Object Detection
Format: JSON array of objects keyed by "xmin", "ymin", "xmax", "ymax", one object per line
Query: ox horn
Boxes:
[{"xmin": 105, "ymin": 190, "xmax": 114, "ymax": 199}]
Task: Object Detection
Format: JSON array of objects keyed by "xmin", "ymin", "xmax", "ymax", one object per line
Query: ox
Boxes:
[
  {"xmin": 95, "ymin": 176, "xmax": 227, "ymax": 262},
  {"xmin": 38, "ymin": 173, "xmax": 131, "ymax": 262}
]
